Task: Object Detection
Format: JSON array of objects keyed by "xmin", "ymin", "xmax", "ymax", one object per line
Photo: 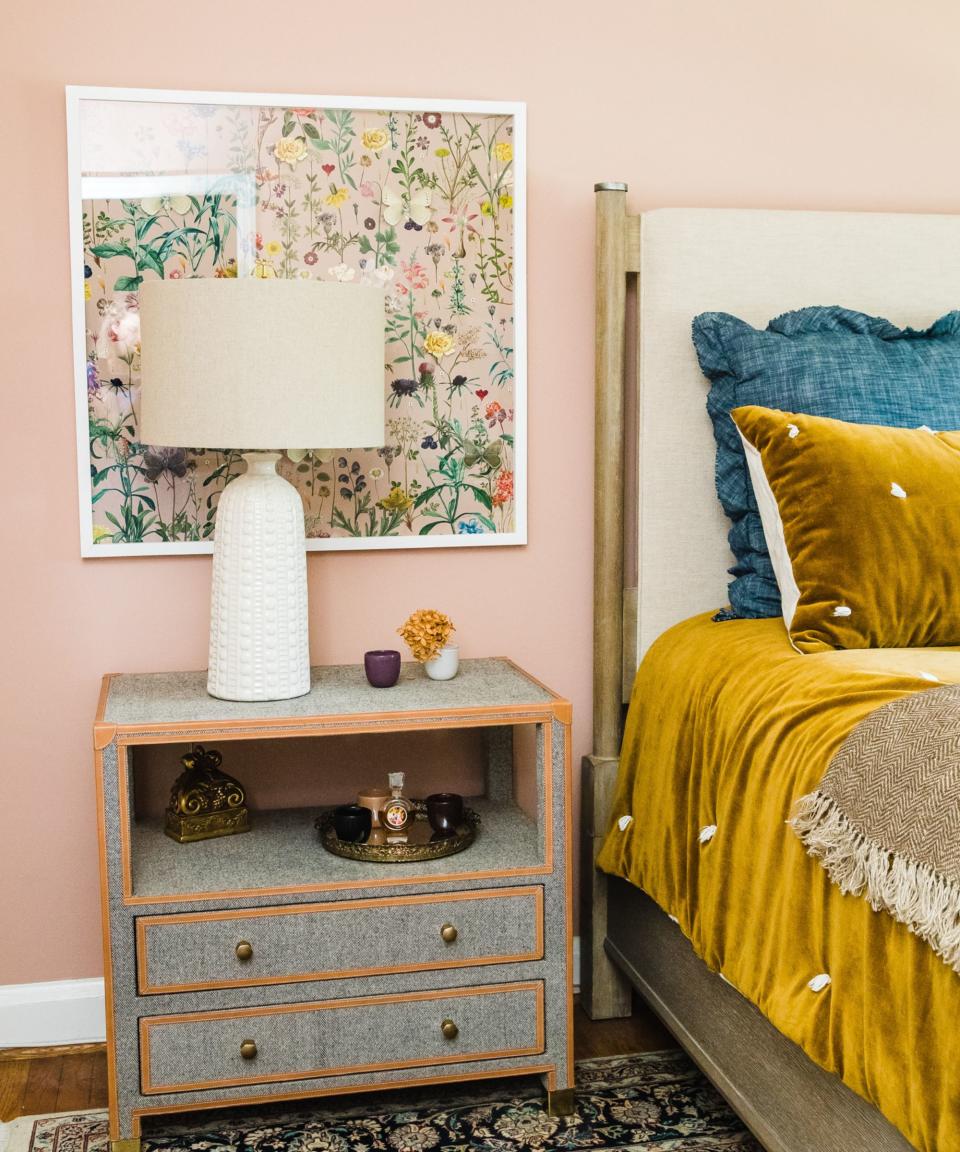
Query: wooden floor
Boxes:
[
  {"xmin": 0, "ymin": 1044, "xmax": 108, "ymax": 1123},
  {"xmin": 572, "ymin": 995, "xmax": 675, "ymax": 1061},
  {"xmin": 0, "ymin": 997, "xmax": 674, "ymax": 1123}
]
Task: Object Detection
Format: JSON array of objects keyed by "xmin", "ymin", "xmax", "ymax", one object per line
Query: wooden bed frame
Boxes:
[{"xmin": 581, "ymin": 186, "xmax": 960, "ymax": 1151}]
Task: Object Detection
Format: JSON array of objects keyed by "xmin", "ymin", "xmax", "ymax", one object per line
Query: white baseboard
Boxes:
[
  {"xmin": 0, "ymin": 978, "xmax": 106, "ymax": 1048},
  {"xmin": 0, "ymin": 939, "xmax": 580, "ymax": 1049}
]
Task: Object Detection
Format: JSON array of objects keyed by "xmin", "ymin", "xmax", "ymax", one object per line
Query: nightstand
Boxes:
[{"xmin": 93, "ymin": 658, "xmax": 574, "ymax": 1151}]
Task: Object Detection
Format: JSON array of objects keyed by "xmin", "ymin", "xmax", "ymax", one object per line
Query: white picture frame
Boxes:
[{"xmin": 67, "ymin": 86, "xmax": 527, "ymax": 556}]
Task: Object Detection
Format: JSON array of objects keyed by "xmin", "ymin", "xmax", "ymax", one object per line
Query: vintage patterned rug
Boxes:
[{"xmin": 0, "ymin": 1051, "xmax": 759, "ymax": 1152}]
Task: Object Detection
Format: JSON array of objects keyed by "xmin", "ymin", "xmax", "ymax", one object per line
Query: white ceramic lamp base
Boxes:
[{"xmin": 207, "ymin": 452, "xmax": 310, "ymax": 701}]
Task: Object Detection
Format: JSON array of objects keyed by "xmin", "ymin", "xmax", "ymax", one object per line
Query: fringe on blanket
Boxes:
[{"xmin": 790, "ymin": 790, "xmax": 960, "ymax": 973}]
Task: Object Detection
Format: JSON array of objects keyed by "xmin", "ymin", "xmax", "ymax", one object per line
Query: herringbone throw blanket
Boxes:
[{"xmin": 790, "ymin": 684, "xmax": 960, "ymax": 970}]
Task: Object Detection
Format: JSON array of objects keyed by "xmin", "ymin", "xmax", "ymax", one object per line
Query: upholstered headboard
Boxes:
[
  {"xmin": 591, "ymin": 194, "xmax": 960, "ymax": 755},
  {"xmin": 636, "ymin": 207, "xmax": 960, "ymax": 654}
]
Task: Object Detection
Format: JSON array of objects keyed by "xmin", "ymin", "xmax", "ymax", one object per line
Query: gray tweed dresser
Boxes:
[{"xmin": 93, "ymin": 658, "xmax": 573, "ymax": 1150}]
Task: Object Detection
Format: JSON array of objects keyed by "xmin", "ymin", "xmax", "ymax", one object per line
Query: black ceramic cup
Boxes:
[
  {"xmin": 333, "ymin": 804, "xmax": 372, "ymax": 843},
  {"xmin": 364, "ymin": 649, "xmax": 401, "ymax": 688},
  {"xmin": 426, "ymin": 792, "xmax": 464, "ymax": 836}
]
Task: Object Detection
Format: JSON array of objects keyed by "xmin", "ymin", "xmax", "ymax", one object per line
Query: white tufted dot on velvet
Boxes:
[{"xmin": 207, "ymin": 453, "xmax": 310, "ymax": 701}]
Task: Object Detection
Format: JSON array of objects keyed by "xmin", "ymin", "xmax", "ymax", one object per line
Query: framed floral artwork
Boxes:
[{"xmin": 67, "ymin": 87, "xmax": 526, "ymax": 555}]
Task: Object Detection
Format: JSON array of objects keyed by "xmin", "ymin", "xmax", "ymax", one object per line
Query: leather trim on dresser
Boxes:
[
  {"xmin": 136, "ymin": 887, "xmax": 544, "ymax": 994},
  {"xmin": 139, "ymin": 981, "xmax": 545, "ymax": 1094}
]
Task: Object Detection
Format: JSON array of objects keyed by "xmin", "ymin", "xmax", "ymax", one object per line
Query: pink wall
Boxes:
[{"xmin": 3, "ymin": 0, "xmax": 960, "ymax": 985}]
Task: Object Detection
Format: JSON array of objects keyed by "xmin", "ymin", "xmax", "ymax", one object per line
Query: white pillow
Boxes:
[{"xmin": 736, "ymin": 426, "xmax": 801, "ymax": 631}]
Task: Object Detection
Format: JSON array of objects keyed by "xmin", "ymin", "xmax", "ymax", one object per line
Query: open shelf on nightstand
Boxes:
[{"xmin": 129, "ymin": 796, "xmax": 543, "ymax": 900}]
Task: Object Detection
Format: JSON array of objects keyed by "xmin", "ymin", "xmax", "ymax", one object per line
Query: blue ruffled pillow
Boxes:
[{"xmin": 692, "ymin": 306, "xmax": 960, "ymax": 619}]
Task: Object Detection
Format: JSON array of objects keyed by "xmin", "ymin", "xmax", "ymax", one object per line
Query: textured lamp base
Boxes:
[{"xmin": 207, "ymin": 453, "xmax": 310, "ymax": 701}]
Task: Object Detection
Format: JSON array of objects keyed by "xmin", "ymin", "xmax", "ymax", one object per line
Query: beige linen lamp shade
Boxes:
[{"xmin": 138, "ymin": 278, "xmax": 385, "ymax": 449}]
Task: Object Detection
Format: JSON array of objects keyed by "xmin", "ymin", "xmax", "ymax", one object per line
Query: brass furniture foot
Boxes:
[
  {"xmin": 111, "ymin": 1140, "xmax": 141, "ymax": 1152},
  {"xmin": 546, "ymin": 1087, "xmax": 576, "ymax": 1116}
]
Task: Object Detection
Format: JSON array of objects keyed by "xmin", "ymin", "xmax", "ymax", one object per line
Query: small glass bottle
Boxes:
[{"xmin": 382, "ymin": 771, "xmax": 413, "ymax": 835}]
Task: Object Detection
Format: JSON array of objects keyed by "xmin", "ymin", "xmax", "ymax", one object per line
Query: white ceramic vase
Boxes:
[
  {"xmin": 207, "ymin": 452, "xmax": 310, "ymax": 701},
  {"xmin": 425, "ymin": 644, "xmax": 460, "ymax": 681}
]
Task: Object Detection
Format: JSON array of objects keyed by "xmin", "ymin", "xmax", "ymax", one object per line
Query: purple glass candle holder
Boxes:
[
  {"xmin": 333, "ymin": 804, "xmax": 372, "ymax": 843},
  {"xmin": 364, "ymin": 649, "xmax": 401, "ymax": 688},
  {"xmin": 426, "ymin": 792, "xmax": 464, "ymax": 835}
]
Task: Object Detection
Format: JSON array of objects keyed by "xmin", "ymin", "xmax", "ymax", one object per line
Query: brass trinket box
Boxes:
[{"xmin": 164, "ymin": 745, "xmax": 250, "ymax": 843}]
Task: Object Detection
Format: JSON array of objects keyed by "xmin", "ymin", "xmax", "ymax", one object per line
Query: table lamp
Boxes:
[{"xmin": 139, "ymin": 279, "xmax": 385, "ymax": 702}]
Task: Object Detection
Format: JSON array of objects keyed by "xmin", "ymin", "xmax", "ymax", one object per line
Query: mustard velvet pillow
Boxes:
[{"xmin": 731, "ymin": 405, "xmax": 960, "ymax": 652}]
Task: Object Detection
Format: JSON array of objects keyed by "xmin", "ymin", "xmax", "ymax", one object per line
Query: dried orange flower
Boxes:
[{"xmin": 397, "ymin": 608, "xmax": 456, "ymax": 663}]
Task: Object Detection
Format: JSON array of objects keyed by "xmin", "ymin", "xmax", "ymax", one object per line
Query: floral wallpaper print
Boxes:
[
  {"xmin": 84, "ymin": 189, "xmax": 244, "ymax": 545},
  {"xmin": 79, "ymin": 97, "xmax": 522, "ymax": 552}
]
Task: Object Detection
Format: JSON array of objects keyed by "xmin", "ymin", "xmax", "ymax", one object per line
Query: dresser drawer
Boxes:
[
  {"xmin": 140, "ymin": 981, "xmax": 544, "ymax": 1093},
  {"xmin": 136, "ymin": 887, "xmax": 543, "ymax": 994}
]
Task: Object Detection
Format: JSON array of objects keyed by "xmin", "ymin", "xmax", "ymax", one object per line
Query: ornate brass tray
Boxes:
[{"xmin": 315, "ymin": 802, "xmax": 480, "ymax": 863}]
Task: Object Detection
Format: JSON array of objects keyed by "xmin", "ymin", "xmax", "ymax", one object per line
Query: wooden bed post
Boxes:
[
  {"xmin": 592, "ymin": 182, "xmax": 628, "ymax": 762},
  {"xmin": 581, "ymin": 183, "xmax": 632, "ymax": 1019}
]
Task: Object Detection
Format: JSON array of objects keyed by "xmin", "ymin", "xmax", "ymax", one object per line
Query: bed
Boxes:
[{"xmin": 582, "ymin": 192, "xmax": 960, "ymax": 1152}]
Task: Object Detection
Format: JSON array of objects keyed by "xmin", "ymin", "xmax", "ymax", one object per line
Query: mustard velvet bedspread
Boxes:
[{"xmin": 596, "ymin": 613, "xmax": 960, "ymax": 1152}]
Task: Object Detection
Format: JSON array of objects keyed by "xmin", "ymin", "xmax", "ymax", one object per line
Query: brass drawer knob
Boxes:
[
  {"xmin": 239, "ymin": 1039, "xmax": 258, "ymax": 1060},
  {"xmin": 235, "ymin": 941, "xmax": 253, "ymax": 962},
  {"xmin": 441, "ymin": 1018, "xmax": 459, "ymax": 1040},
  {"xmin": 440, "ymin": 923, "xmax": 458, "ymax": 944}
]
